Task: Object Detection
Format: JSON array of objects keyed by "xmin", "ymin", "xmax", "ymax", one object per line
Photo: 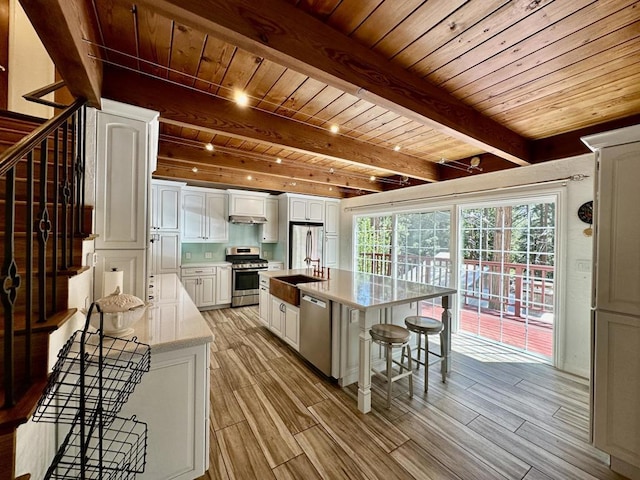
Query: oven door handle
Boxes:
[{"xmin": 234, "ymin": 268, "xmax": 267, "ymax": 273}]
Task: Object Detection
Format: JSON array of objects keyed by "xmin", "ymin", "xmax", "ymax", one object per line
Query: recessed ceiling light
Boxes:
[
  {"xmin": 192, "ymin": 167, "xmax": 198, "ymax": 173},
  {"xmin": 369, "ymin": 175, "xmax": 376, "ymax": 181},
  {"xmin": 329, "ymin": 187, "xmax": 333, "ymax": 191},
  {"xmin": 235, "ymin": 91, "xmax": 249, "ymax": 107},
  {"xmin": 329, "ymin": 124, "xmax": 339, "ymax": 134},
  {"xmin": 247, "ymin": 175, "xmax": 252, "ymax": 180},
  {"xmin": 205, "ymin": 143, "xmax": 214, "ymax": 152},
  {"xmin": 393, "ymin": 145, "xmax": 401, "ymax": 152},
  {"xmin": 276, "ymin": 158, "xmax": 282, "ymax": 164}
]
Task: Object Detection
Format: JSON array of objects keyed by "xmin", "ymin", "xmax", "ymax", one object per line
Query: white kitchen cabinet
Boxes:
[
  {"xmin": 95, "ymin": 249, "xmax": 146, "ymax": 299},
  {"xmin": 261, "ymin": 197, "xmax": 279, "ymax": 243},
  {"xmin": 325, "ymin": 200, "xmax": 340, "ymax": 236},
  {"xmin": 151, "ymin": 180, "xmax": 184, "ymax": 232},
  {"xmin": 269, "ymin": 295, "xmax": 299, "ymax": 350},
  {"xmin": 290, "ymin": 197, "xmax": 324, "ymax": 222},
  {"xmin": 149, "ymin": 232, "xmax": 180, "ymax": 275},
  {"xmin": 181, "ymin": 266, "xmax": 217, "ymax": 309},
  {"xmin": 583, "ymin": 126, "xmax": 640, "ymax": 477},
  {"xmin": 258, "ymin": 276, "xmax": 270, "ymax": 327},
  {"xmin": 269, "ymin": 296, "xmax": 284, "ymax": 337},
  {"xmin": 182, "ymin": 187, "xmax": 228, "ymax": 243},
  {"xmin": 118, "ymin": 342, "xmax": 210, "ymax": 480},
  {"xmin": 95, "ymin": 102, "xmax": 158, "ymax": 250},
  {"xmin": 325, "ymin": 235, "xmax": 339, "ymax": 269},
  {"xmin": 228, "ymin": 189, "xmax": 268, "ymax": 217},
  {"xmin": 216, "ymin": 265, "xmax": 232, "ymax": 305}
]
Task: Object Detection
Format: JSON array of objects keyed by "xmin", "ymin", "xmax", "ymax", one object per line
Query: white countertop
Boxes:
[
  {"xmin": 124, "ymin": 274, "xmax": 214, "ymax": 353},
  {"xmin": 260, "ymin": 268, "xmax": 456, "ymax": 310}
]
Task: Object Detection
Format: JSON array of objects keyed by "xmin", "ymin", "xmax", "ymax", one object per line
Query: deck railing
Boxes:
[
  {"xmin": 357, "ymin": 253, "xmax": 554, "ymax": 318},
  {"xmin": 0, "ymin": 98, "xmax": 87, "ymax": 408}
]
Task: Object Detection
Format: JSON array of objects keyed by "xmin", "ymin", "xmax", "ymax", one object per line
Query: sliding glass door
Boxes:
[{"xmin": 459, "ymin": 200, "xmax": 555, "ymax": 358}]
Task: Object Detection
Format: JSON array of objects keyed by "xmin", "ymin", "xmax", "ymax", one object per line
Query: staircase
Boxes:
[{"xmin": 0, "ymin": 103, "xmax": 92, "ymax": 480}]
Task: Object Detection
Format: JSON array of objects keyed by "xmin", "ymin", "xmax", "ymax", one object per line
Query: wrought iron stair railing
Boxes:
[{"xmin": 0, "ymin": 98, "xmax": 88, "ymax": 410}]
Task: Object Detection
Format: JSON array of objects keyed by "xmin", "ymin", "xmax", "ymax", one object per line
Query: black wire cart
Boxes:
[{"xmin": 33, "ymin": 302, "xmax": 151, "ymax": 479}]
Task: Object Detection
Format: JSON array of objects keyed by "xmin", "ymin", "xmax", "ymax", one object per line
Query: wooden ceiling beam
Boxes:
[
  {"xmin": 102, "ymin": 66, "xmax": 439, "ymax": 182},
  {"xmin": 134, "ymin": 0, "xmax": 531, "ymax": 165},
  {"xmin": 531, "ymin": 113, "xmax": 640, "ymax": 163},
  {"xmin": 158, "ymin": 141, "xmax": 384, "ymax": 192},
  {"xmin": 154, "ymin": 162, "xmax": 346, "ymax": 198},
  {"xmin": 19, "ymin": 0, "xmax": 102, "ymax": 107}
]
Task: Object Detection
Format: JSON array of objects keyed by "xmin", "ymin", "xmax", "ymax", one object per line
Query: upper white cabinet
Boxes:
[
  {"xmin": 325, "ymin": 200, "xmax": 340, "ymax": 236},
  {"xmin": 290, "ymin": 196, "xmax": 324, "ymax": 223},
  {"xmin": 261, "ymin": 197, "xmax": 279, "ymax": 243},
  {"xmin": 228, "ymin": 190, "xmax": 268, "ymax": 218},
  {"xmin": 95, "ymin": 100, "xmax": 159, "ymax": 249},
  {"xmin": 151, "ymin": 180, "xmax": 184, "ymax": 231},
  {"xmin": 182, "ymin": 187, "xmax": 228, "ymax": 243}
]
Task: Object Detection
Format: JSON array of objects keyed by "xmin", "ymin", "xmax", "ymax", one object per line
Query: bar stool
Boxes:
[
  {"xmin": 403, "ymin": 316, "xmax": 447, "ymax": 392},
  {"xmin": 370, "ymin": 324, "xmax": 413, "ymax": 408}
]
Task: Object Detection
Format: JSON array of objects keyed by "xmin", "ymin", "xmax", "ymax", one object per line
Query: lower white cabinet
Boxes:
[
  {"xmin": 259, "ymin": 284, "xmax": 270, "ymax": 327},
  {"xmin": 119, "ymin": 342, "xmax": 210, "ymax": 480},
  {"xmin": 181, "ymin": 265, "xmax": 232, "ymax": 309},
  {"xmin": 269, "ymin": 295, "xmax": 299, "ymax": 350}
]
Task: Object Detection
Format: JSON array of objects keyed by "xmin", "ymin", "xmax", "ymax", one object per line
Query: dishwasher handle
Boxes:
[{"xmin": 301, "ymin": 294, "xmax": 326, "ymax": 309}]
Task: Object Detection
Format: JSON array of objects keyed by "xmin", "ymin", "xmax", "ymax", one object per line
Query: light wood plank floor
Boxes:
[{"xmin": 198, "ymin": 306, "xmax": 625, "ymax": 480}]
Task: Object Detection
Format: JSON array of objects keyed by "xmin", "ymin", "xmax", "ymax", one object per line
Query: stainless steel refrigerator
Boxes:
[{"xmin": 289, "ymin": 222, "xmax": 324, "ymax": 269}]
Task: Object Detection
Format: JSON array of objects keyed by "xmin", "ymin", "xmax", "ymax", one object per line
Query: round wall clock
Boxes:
[{"xmin": 577, "ymin": 201, "xmax": 593, "ymax": 224}]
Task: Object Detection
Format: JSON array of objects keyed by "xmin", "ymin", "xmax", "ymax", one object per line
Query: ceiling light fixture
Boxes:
[
  {"xmin": 247, "ymin": 175, "xmax": 252, "ymax": 180},
  {"xmin": 393, "ymin": 145, "xmax": 401, "ymax": 151},
  {"xmin": 276, "ymin": 157, "xmax": 282, "ymax": 164},
  {"xmin": 205, "ymin": 143, "xmax": 214, "ymax": 152},
  {"xmin": 234, "ymin": 91, "xmax": 249, "ymax": 107},
  {"xmin": 192, "ymin": 167, "xmax": 198, "ymax": 173},
  {"xmin": 369, "ymin": 175, "xmax": 376, "ymax": 181},
  {"xmin": 329, "ymin": 124, "xmax": 340, "ymax": 134}
]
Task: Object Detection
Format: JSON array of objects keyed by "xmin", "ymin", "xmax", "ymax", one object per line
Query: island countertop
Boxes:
[
  {"xmin": 125, "ymin": 273, "xmax": 214, "ymax": 353},
  {"xmin": 260, "ymin": 268, "xmax": 456, "ymax": 310}
]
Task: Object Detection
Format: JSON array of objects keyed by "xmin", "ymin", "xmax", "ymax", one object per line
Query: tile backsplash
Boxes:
[{"xmin": 181, "ymin": 223, "xmax": 282, "ymax": 263}]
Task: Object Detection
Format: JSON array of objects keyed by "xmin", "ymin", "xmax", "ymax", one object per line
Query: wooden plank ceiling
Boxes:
[{"xmin": 23, "ymin": 0, "xmax": 640, "ymax": 197}]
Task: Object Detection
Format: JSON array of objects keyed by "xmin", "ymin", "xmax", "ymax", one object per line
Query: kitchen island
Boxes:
[
  {"xmin": 260, "ymin": 268, "xmax": 456, "ymax": 413},
  {"xmin": 118, "ymin": 273, "xmax": 213, "ymax": 479}
]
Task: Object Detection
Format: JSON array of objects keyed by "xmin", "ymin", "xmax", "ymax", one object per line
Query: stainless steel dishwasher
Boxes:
[{"xmin": 299, "ymin": 294, "xmax": 332, "ymax": 376}]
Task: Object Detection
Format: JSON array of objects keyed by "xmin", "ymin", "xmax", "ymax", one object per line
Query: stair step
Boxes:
[
  {"xmin": 0, "ymin": 201, "xmax": 93, "ymax": 237},
  {"xmin": 0, "ymin": 378, "xmax": 48, "ymax": 434},
  {"xmin": 0, "ymin": 308, "xmax": 78, "ymax": 337}
]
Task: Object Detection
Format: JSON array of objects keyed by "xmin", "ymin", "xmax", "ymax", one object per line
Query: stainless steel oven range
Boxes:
[{"xmin": 226, "ymin": 246, "xmax": 268, "ymax": 307}]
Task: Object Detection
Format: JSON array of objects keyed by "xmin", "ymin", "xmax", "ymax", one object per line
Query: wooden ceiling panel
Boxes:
[
  {"xmin": 93, "ymin": 0, "xmax": 137, "ymax": 69},
  {"xmin": 457, "ymin": 4, "xmax": 640, "ymax": 110},
  {"xmin": 326, "ymin": 0, "xmax": 383, "ymax": 35},
  {"xmin": 428, "ymin": 0, "xmax": 595, "ymax": 88},
  {"xmin": 34, "ymin": 0, "xmax": 640, "ymax": 196},
  {"xmin": 373, "ymin": 0, "xmax": 467, "ymax": 60},
  {"xmin": 193, "ymin": 36, "xmax": 236, "ymax": 92},
  {"xmin": 134, "ymin": 4, "xmax": 173, "ymax": 77}
]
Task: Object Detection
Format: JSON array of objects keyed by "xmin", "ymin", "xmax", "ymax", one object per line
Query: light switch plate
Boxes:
[{"xmin": 205, "ymin": 252, "xmax": 212, "ymax": 259}]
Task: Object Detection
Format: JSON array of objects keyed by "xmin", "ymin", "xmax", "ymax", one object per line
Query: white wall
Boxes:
[
  {"xmin": 8, "ymin": 0, "xmax": 54, "ymax": 118},
  {"xmin": 339, "ymin": 155, "xmax": 595, "ymax": 378}
]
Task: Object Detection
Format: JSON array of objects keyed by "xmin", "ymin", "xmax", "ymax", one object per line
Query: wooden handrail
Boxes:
[{"xmin": 0, "ymin": 98, "xmax": 85, "ymax": 177}]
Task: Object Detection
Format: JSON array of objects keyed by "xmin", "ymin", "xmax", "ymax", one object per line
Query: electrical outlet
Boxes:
[
  {"xmin": 205, "ymin": 252, "xmax": 212, "ymax": 259},
  {"xmin": 185, "ymin": 252, "xmax": 191, "ymax": 259}
]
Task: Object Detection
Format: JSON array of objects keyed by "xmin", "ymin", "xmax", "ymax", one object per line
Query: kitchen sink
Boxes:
[
  {"xmin": 273, "ymin": 274, "xmax": 323, "ymax": 285},
  {"xmin": 269, "ymin": 275, "xmax": 324, "ymax": 306}
]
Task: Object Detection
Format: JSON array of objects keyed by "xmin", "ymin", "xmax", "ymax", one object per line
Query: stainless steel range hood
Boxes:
[{"xmin": 229, "ymin": 215, "xmax": 268, "ymax": 224}]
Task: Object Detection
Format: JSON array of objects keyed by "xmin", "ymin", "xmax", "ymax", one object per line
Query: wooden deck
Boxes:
[
  {"xmin": 420, "ymin": 304, "xmax": 553, "ymax": 360},
  {"xmin": 198, "ymin": 306, "xmax": 615, "ymax": 480}
]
